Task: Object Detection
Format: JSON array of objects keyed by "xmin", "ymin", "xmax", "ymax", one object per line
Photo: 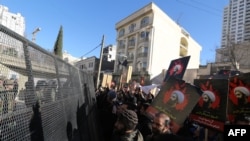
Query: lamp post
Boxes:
[{"xmin": 32, "ymin": 27, "xmax": 41, "ymax": 42}]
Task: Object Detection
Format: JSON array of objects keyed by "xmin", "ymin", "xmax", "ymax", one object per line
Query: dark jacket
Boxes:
[
  {"xmin": 137, "ymin": 114, "xmax": 152, "ymax": 140},
  {"xmin": 112, "ymin": 129, "xmax": 144, "ymax": 141},
  {"xmin": 146, "ymin": 133, "xmax": 188, "ymax": 141}
]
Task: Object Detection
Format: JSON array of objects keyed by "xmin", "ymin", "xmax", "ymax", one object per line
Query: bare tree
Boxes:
[{"xmin": 216, "ymin": 35, "xmax": 250, "ymax": 71}]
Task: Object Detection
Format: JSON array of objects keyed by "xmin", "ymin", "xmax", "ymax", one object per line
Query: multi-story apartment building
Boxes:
[
  {"xmin": 102, "ymin": 44, "xmax": 116, "ymax": 62},
  {"xmin": 0, "ymin": 5, "xmax": 25, "ymax": 79},
  {"xmin": 216, "ymin": 0, "xmax": 250, "ymax": 70},
  {"xmin": 0, "ymin": 5, "xmax": 25, "ymax": 36},
  {"xmin": 114, "ymin": 2, "xmax": 202, "ymax": 85}
]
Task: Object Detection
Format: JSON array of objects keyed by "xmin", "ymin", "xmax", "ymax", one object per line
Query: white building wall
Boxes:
[
  {"xmin": 75, "ymin": 56, "xmax": 96, "ymax": 73},
  {"xmin": 115, "ymin": 2, "xmax": 202, "ymax": 83},
  {"xmin": 109, "ymin": 45, "xmax": 117, "ymax": 61},
  {"xmin": 63, "ymin": 51, "xmax": 80, "ymax": 65},
  {"xmin": 148, "ymin": 3, "xmax": 201, "ymax": 79},
  {"xmin": 103, "ymin": 45, "xmax": 116, "ymax": 62},
  {"xmin": 0, "ymin": 5, "xmax": 25, "ymax": 36}
]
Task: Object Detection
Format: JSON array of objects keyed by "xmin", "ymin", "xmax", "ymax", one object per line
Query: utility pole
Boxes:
[{"xmin": 96, "ymin": 35, "xmax": 105, "ymax": 88}]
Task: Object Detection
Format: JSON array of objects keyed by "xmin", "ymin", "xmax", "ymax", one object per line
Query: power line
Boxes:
[
  {"xmin": 176, "ymin": 0, "xmax": 222, "ymax": 17},
  {"xmin": 191, "ymin": 0, "xmax": 223, "ymax": 13},
  {"xmin": 81, "ymin": 44, "xmax": 101, "ymax": 58}
]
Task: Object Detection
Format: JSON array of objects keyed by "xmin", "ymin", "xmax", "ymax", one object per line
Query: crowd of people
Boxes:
[{"xmin": 95, "ymin": 81, "xmax": 250, "ymax": 141}]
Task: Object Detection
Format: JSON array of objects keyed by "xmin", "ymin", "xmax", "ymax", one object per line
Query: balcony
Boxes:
[
  {"xmin": 128, "ymin": 43, "xmax": 135, "ymax": 49},
  {"xmin": 118, "ymin": 44, "xmax": 126, "ymax": 50},
  {"xmin": 133, "ymin": 67, "xmax": 148, "ymax": 75},
  {"xmin": 137, "ymin": 52, "xmax": 148, "ymax": 58},
  {"xmin": 180, "ymin": 45, "xmax": 188, "ymax": 57},
  {"xmin": 127, "ymin": 56, "xmax": 134, "ymax": 62},
  {"xmin": 138, "ymin": 38, "xmax": 149, "ymax": 43}
]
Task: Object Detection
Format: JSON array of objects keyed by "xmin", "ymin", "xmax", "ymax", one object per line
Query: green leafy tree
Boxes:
[{"xmin": 53, "ymin": 25, "xmax": 63, "ymax": 58}]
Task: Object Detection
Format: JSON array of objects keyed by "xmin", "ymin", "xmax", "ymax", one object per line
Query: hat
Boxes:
[
  {"xmin": 234, "ymin": 86, "xmax": 250, "ymax": 96},
  {"xmin": 108, "ymin": 90, "xmax": 116, "ymax": 100},
  {"xmin": 120, "ymin": 109, "xmax": 138, "ymax": 124},
  {"xmin": 202, "ymin": 90, "xmax": 215, "ymax": 102},
  {"xmin": 4, "ymin": 79, "xmax": 14, "ymax": 85},
  {"xmin": 171, "ymin": 90, "xmax": 184, "ymax": 103}
]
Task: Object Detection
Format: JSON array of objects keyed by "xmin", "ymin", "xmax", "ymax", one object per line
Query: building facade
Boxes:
[
  {"xmin": 0, "ymin": 5, "xmax": 25, "ymax": 36},
  {"xmin": 63, "ymin": 51, "xmax": 81, "ymax": 65},
  {"xmin": 75, "ymin": 56, "xmax": 115, "ymax": 88},
  {"xmin": 0, "ymin": 5, "xmax": 25, "ymax": 78},
  {"xmin": 216, "ymin": 0, "xmax": 250, "ymax": 69},
  {"xmin": 102, "ymin": 44, "xmax": 116, "ymax": 62},
  {"xmin": 114, "ymin": 2, "xmax": 202, "ymax": 85}
]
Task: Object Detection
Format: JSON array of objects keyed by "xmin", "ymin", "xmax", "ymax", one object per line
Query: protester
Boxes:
[
  {"xmin": 146, "ymin": 112, "xmax": 186, "ymax": 141},
  {"xmin": 137, "ymin": 102, "xmax": 153, "ymax": 140},
  {"xmin": 112, "ymin": 109, "xmax": 143, "ymax": 141},
  {"xmin": 176, "ymin": 118, "xmax": 200, "ymax": 141},
  {"xmin": 98, "ymin": 90, "xmax": 117, "ymax": 141}
]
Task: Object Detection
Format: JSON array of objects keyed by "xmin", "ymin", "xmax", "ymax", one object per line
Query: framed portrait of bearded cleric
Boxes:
[
  {"xmin": 146, "ymin": 77, "xmax": 202, "ymax": 133},
  {"xmin": 163, "ymin": 56, "xmax": 190, "ymax": 82},
  {"xmin": 227, "ymin": 72, "xmax": 250, "ymax": 123},
  {"xmin": 189, "ymin": 79, "xmax": 229, "ymax": 132}
]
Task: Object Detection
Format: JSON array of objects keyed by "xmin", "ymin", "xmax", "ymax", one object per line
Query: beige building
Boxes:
[{"xmin": 114, "ymin": 2, "xmax": 202, "ymax": 85}]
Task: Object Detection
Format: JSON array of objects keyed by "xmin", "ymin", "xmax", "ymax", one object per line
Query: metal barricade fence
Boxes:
[{"xmin": 0, "ymin": 24, "xmax": 99, "ymax": 141}]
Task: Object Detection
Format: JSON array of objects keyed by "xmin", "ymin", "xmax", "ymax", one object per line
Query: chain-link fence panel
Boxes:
[
  {"xmin": 0, "ymin": 24, "xmax": 99, "ymax": 141},
  {"xmin": 0, "ymin": 26, "xmax": 32, "ymax": 141}
]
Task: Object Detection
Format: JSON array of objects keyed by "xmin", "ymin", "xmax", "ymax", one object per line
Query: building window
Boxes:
[
  {"xmin": 140, "ymin": 16, "xmax": 149, "ymax": 28},
  {"xmin": 143, "ymin": 47, "xmax": 148, "ymax": 53},
  {"xmin": 81, "ymin": 64, "xmax": 86, "ymax": 69},
  {"xmin": 140, "ymin": 31, "xmax": 150, "ymax": 39},
  {"xmin": 89, "ymin": 62, "xmax": 93, "ymax": 68},
  {"xmin": 128, "ymin": 37, "xmax": 136, "ymax": 46},
  {"xmin": 129, "ymin": 23, "xmax": 136, "ymax": 33},
  {"xmin": 119, "ymin": 28, "xmax": 125, "ymax": 37},
  {"xmin": 118, "ymin": 40, "xmax": 125, "ymax": 48},
  {"xmin": 128, "ymin": 52, "xmax": 134, "ymax": 60}
]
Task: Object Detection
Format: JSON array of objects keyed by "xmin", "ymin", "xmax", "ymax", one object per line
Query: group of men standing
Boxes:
[{"xmin": 95, "ymin": 81, "xmax": 193, "ymax": 141}]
